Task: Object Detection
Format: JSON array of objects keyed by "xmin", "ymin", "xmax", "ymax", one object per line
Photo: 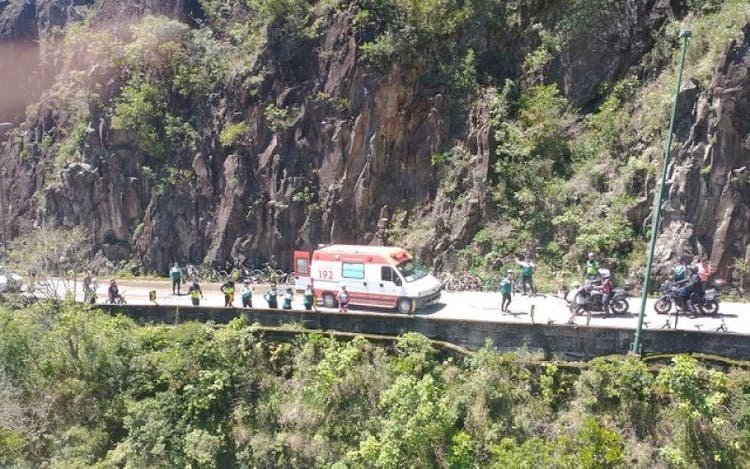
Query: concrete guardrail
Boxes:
[{"xmin": 98, "ymin": 304, "xmax": 750, "ymax": 361}]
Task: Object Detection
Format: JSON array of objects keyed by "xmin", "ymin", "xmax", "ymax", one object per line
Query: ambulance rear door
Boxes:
[{"xmin": 293, "ymin": 250, "xmax": 312, "ymax": 291}]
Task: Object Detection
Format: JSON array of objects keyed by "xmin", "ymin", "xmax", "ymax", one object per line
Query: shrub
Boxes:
[{"xmin": 219, "ymin": 121, "xmax": 249, "ymax": 146}]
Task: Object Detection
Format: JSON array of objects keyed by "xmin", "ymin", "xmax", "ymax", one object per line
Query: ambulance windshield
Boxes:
[{"xmin": 396, "ymin": 259, "xmax": 428, "ymax": 282}]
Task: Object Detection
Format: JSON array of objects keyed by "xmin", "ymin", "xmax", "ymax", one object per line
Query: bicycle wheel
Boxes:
[{"xmin": 445, "ymin": 278, "xmax": 460, "ymax": 293}]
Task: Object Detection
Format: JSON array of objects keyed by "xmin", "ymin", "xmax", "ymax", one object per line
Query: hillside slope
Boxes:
[{"xmin": 0, "ymin": 0, "xmax": 748, "ymax": 287}]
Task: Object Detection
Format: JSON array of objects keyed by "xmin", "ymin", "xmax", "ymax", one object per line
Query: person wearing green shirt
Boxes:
[
  {"xmin": 241, "ymin": 280, "xmax": 253, "ymax": 308},
  {"xmin": 499, "ymin": 272, "xmax": 514, "ymax": 313},
  {"xmin": 264, "ymin": 282, "xmax": 279, "ymax": 309},
  {"xmin": 303, "ymin": 285, "xmax": 315, "ymax": 311},
  {"xmin": 283, "ymin": 288, "xmax": 294, "ymax": 310},
  {"xmin": 169, "ymin": 262, "xmax": 183, "ymax": 295},
  {"xmin": 584, "ymin": 253, "xmax": 599, "ymax": 280},
  {"xmin": 515, "ymin": 256, "xmax": 535, "ymax": 295}
]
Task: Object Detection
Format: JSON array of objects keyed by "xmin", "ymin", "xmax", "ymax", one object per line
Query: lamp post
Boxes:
[
  {"xmin": 631, "ymin": 29, "xmax": 692, "ymax": 355},
  {"xmin": 0, "ymin": 122, "xmax": 13, "ymax": 258}
]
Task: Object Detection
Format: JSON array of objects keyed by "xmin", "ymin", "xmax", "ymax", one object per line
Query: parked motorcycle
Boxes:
[
  {"xmin": 654, "ymin": 281, "xmax": 720, "ymax": 316},
  {"xmin": 567, "ymin": 283, "xmax": 629, "ymax": 315}
]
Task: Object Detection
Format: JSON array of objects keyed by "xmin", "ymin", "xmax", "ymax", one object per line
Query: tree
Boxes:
[{"xmin": 7, "ymin": 226, "xmax": 92, "ymax": 301}]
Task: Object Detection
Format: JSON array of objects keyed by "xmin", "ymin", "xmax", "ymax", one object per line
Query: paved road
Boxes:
[{"xmin": 75, "ymin": 279, "xmax": 747, "ymax": 333}]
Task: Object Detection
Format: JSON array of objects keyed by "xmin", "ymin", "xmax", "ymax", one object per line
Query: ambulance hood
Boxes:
[{"xmin": 406, "ymin": 273, "xmax": 442, "ymax": 297}]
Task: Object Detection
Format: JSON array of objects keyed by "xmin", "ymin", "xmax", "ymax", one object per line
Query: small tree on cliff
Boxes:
[{"xmin": 7, "ymin": 226, "xmax": 92, "ymax": 302}]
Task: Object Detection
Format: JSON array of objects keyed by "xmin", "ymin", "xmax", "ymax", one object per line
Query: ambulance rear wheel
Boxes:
[
  {"xmin": 322, "ymin": 292, "xmax": 337, "ymax": 308},
  {"xmin": 397, "ymin": 298, "xmax": 414, "ymax": 314}
]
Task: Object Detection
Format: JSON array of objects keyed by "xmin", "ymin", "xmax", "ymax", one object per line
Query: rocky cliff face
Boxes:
[
  {"xmin": 1, "ymin": 0, "xmax": 749, "ymax": 285},
  {"xmin": 660, "ymin": 23, "xmax": 750, "ymax": 287}
]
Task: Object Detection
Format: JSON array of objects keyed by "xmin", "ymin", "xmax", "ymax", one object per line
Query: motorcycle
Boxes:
[
  {"xmin": 654, "ymin": 281, "xmax": 720, "ymax": 316},
  {"xmin": 567, "ymin": 283, "xmax": 629, "ymax": 315}
]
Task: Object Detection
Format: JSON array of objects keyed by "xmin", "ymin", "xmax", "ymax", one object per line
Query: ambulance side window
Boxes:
[
  {"xmin": 342, "ymin": 262, "xmax": 365, "ymax": 279},
  {"xmin": 382, "ymin": 267, "xmax": 402, "ymax": 286},
  {"xmin": 381, "ymin": 267, "xmax": 393, "ymax": 282}
]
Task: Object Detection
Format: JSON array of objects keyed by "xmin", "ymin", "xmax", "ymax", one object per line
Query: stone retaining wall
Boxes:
[{"xmin": 100, "ymin": 305, "xmax": 750, "ymax": 360}]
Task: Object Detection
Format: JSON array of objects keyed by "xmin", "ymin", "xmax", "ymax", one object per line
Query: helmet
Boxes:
[{"xmin": 587, "ymin": 252, "xmax": 595, "ymax": 260}]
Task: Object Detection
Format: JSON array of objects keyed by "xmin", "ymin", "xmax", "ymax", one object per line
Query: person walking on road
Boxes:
[
  {"xmin": 338, "ymin": 285, "xmax": 350, "ymax": 313},
  {"xmin": 515, "ymin": 256, "xmax": 535, "ymax": 295},
  {"xmin": 241, "ymin": 279, "xmax": 254, "ymax": 308},
  {"xmin": 220, "ymin": 279, "xmax": 235, "ymax": 307},
  {"xmin": 188, "ymin": 281, "xmax": 203, "ymax": 306},
  {"xmin": 170, "ymin": 262, "xmax": 183, "ymax": 295},
  {"xmin": 499, "ymin": 272, "xmax": 514, "ymax": 313},
  {"xmin": 303, "ymin": 284, "xmax": 315, "ymax": 311},
  {"xmin": 283, "ymin": 287, "xmax": 294, "ymax": 310},
  {"xmin": 264, "ymin": 282, "xmax": 279, "ymax": 309}
]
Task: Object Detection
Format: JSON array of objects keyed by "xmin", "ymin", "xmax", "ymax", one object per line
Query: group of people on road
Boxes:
[
  {"xmin": 498, "ymin": 252, "xmax": 615, "ymax": 316},
  {"xmin": 82, "ymin": 272, "xmax": 126, "ymax": 305},
  {"xmin": 168, "ymin": 262, "xmax": 353, "ymax": 312}
]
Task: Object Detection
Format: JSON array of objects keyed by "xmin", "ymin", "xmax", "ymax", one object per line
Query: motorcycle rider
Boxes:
[
  {"xmin": 676, "ymin": 265, "xmax": 702, "ymax": 315},
  {"xmin": 672, "ymin": 256, "xmax": 691, "ymax": 283},
  {"xmin": 697, "ymin": 257, "xmax": 713, "ymax": 283}
]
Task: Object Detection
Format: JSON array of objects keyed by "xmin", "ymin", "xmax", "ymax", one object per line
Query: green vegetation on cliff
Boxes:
[
  {"xmin": 6, "ymin": 0, "xmax": 750, "ymax": 282},
  {"xmin": 0, "ymin": 303, "xmax": 749, "ymax": 467}
]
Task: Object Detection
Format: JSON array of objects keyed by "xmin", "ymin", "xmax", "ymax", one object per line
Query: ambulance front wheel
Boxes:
[
  {"xmin": 397, "ymin": 298, "xmax": 414, "ymax": 314},
  {"xmin": 322, "ymin": 292, "xmax": 337, "ymax": 308}
]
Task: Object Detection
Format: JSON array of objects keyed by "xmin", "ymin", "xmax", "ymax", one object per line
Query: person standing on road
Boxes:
[
  {"xmin": 170, "ymin": 262, "xmax": 183, "ymax": 295},
  {"xmin": 107, "ymin": 279, "xmax": 120, "ymax": 304},
  {"xmin": 584, "ymin": 253, "xmax": 599, "ymax": 282},
  {"xmin": 264, "ymin": 282, "xmax": 279, "ymax": 309},
  {"xmin": 499, "ymin": 273, "xmax": 514, "ymax": 313},
  {"xmin": 220, "ymin": 279, "xmax": 235, "ymax": 307},
  {"xmin": 303, "ymin": 284, "xmax": 315, "ymax": 311},
  {"xmin": 283, "ymin": 287, "xmax": 294, "ymax": 310},
  {"xmin": 515, "ymin": 256, "xmax": 535, "ymax": 295},
  {"xmin": 337, "ymin": 285, "xmax": 350, "ymax": 313},
  {"xmin": 600, "ymin": 271, "xmax": 613, "ymax": 315},
  {"xmin": 188, "ymin": 281, "xmax": 203, "ymax": 306},
  {"xmin": 82, "ymin": 271, "xmax": 97, "ymax": 304},
  {"xmin": 241, "ymin": 279, "xmax": 254, "ymax": 308}
]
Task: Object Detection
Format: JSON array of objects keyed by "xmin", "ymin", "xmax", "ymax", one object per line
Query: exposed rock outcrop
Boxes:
[
  {"xmin": 1, "ymin": 0, "xmax": 749, "ymax": 288},
  {"xmin": 659, "ymin": 23, "xmax": 750, "ymax": 288}
]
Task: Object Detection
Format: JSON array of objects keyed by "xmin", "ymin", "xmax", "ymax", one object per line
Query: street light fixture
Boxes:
[
  {"xmin": 631, "ymin": 29, "xmax": 692, "ymax": 355},
  {"xmin": 0, "ymin": 122, "xmax": 13, "ymax": 258}
]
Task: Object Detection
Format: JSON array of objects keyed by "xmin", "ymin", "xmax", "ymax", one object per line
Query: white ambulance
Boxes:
[{"xmin": 293, "ymin": 244, "xmax": 442, "ymax": 314}]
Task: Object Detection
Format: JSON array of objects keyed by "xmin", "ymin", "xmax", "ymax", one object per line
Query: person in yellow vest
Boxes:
[
  {"xmin": 220, "ymin": 280, "xmax": 235, "ymax": 307},
  {"xmin": 188, "ymin": 281, "xmax": 203, "ymax": 306}
]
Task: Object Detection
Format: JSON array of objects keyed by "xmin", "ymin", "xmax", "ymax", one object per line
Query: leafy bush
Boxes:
[
  {"xmin": 219, "ymin": 121, "xmax": 249, "ymax": 146},
  {"xmin": 1, "ymin": 305, "xmax": 750, "ymax": 466},
  {"xmin": 264, "ymin": 103, "xmax": 296, "ymax": 132}
]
